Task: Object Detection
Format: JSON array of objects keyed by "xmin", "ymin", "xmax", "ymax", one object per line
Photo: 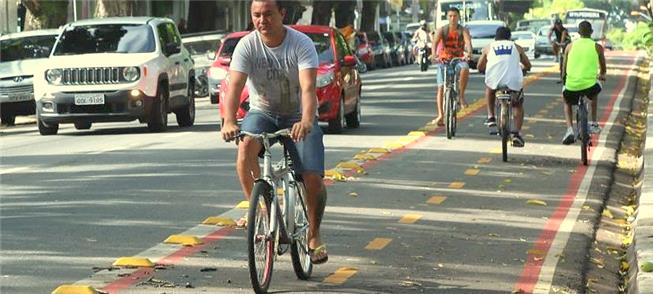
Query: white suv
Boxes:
[{"xmin": 34, "ymin": 17, "xmax": 195, "ymax": 135}]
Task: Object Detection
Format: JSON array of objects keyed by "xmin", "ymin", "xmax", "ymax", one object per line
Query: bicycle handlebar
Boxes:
[{"xmin": 238, "ymin": 128, "xmax": 292, "ymax": 140}]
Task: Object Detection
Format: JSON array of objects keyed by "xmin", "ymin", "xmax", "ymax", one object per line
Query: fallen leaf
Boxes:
[
  {"xmin": 527, "ymin": 199, "xmax": 547, "ymax": 206},
  {"xmin": 641, "ymin": 261, "xmax": 653, "ymax": 272},
  {"xmin": 602, "ymin": 209, "xmax": 614, "ymax": 219},
  {"xmin": 348, "ymin": 192, "xmax": 358, "ymax": 197}
]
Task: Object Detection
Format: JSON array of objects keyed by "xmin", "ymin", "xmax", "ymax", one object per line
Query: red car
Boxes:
[
  {"xmin": 207, "ymin": 31, "xmax": 249, "ymax": 105},
  {"xmin": 355, "ymin": 32, "xmax": 376, "ymax": 70},
  {"xmin": 219, "ymin": 25, "xmax": 362, "ymax": 133}
]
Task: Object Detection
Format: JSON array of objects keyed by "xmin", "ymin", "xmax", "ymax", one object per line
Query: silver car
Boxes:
[
  {"xmin": 182, "ymin": 31, "xmax": 225, "ymax": 98},
  {"xmin": 0, "ymin": 29, "xmax": 59, "ymax": 125}
]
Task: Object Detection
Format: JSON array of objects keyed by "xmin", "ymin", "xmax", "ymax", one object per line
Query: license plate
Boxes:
[
  {"xmin": 7, "ymin": 94, "xmax": 32, "ymax": 102},
  {"xmin": 74, "ymin": 93, "xmax": 104, "ymax": 105}
]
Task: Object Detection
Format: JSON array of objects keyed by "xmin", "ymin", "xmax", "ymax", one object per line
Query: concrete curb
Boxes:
[{"xmin": 633, "ymin": 59, "xmax": 653, "ymax": 293}]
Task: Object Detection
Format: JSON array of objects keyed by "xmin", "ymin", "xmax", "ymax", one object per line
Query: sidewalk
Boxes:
[{"xmin": 633, "ymin": 60, "xmax": 653, "ymax": 293}]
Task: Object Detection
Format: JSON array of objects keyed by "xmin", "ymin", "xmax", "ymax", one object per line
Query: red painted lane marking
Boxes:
[
  {"xmin": 514, "ymin": 55, "xmax": 637, "ymax": 293},
  {"xmin": 102, "ymin": 227, "xmax": 234, "ymax": 293}
]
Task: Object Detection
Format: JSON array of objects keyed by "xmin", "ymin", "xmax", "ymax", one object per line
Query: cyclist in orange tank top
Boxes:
[{"xmin": 430, "ymin": 7, "xmax": 472, "ymax": 126}]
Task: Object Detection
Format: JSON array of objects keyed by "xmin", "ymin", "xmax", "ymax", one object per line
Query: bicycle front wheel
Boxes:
[
  {"xmin": 500, "ymin": 101, "xmax": 510, "ymax": 162},
  {"xmin": 247, "ymin": 182, "xmax": 275, "ymax": 294},
  {"xmin": 289, "ymin": 181, "xmax": 313, "ymax": 280},
  {"xmin": 577, "ymin": 105, "xmax": 589, "ymax": 165},
  {"xmin": 444, "ymin": 88, "xmax": 454, "ymax": 139}
]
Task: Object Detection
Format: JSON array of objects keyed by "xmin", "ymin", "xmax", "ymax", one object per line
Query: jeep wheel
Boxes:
[
  {"xmin": 74, "ymin": 121, "xmax": 92, "ymax": 130},
  {"xmin": 327, "ymin": 96, "xmax": 345, "ymax": 134},
  {"xmin": 1, "ymin": 111, "xmax": 15, "ymax": 126},
  {"xmin": 38, "ymin": 118, "xmax": 58, "ymax": 135},
  {"xmin": 148, "ymin": 85, "xmax": 168, "ymax": 132},
  {"xmin": 176, "ymin": 81, "xmax": 195, "ymax": 127},
  {"xmin": 345, "ymin": 92, "xmax": 361, "ymax": 129}
]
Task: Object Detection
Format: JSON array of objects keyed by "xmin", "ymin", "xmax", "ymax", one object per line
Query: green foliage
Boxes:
[
  {"xmin": 525, "ymin": 0, "xmax": 585, "ymax": 19},
  {"xmin": 606, "ymin": 27, "xmax": 625, "ymax": 46},
  {"xmin": 620, "ymin": 22, "xmax": 653, "ymax": 55}
]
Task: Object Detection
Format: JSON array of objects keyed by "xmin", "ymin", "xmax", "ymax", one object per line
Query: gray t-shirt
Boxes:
[{"xmin": 230, "ymin": 26, "xmax": 319, "ymax": 115}]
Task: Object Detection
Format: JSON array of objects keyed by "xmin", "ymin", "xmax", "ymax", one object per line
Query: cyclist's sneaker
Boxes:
[
  {"xmin": 562, "ymin": 128, "xmax": 575, "ymax": 145},
  {"xmin": 512, "ymin": 133, "xmax": 525, "ymax": 147},
  {"xmin": 590, "ymin": 122, "xmax": 601, "ymax": 134},
  {"xmin": 484, "ymin": 117, "xmax": 496, "ymax": 127}
]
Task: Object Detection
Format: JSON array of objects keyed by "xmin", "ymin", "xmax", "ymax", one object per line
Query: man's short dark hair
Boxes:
[
  {"xmin": 252, "ymin": 0, "xmax": 287, "ymax": 12},
  {"xmin": 495, "ymin": 26, "xmax": 511, "ymax": 41},
  {"xmin": 447, "ymin": 7, "xmax": 460, "ymax": 15},
  {"xmin": 578, "ymin": 21, "xmax": 593, "ymax": 37}
]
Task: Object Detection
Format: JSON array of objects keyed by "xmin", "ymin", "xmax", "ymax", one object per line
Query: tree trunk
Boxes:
[
  {"xmin": 312, "ymin": 1, "xmax": 334, "ymax": 25},
  {"xmin": 334, "ymin": 1, "xmax": 356, "ymax": 28},
  {"xmin": 361, "ymin": 0, "xmax": 379, "ymax": 32},
  {"xmin": 94, "ymin": 0, "xmax": 133, "ymax": 18},
  {"xmin": 23, "ymin": 0, "xmax": 68, "ymax": 30}
]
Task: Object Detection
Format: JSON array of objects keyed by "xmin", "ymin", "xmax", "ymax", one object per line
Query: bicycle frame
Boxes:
[{"xmin": 575, "ymin": 96, "xmax": 591, "ymax": 165}]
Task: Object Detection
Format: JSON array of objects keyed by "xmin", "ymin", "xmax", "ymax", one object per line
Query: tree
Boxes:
[
  {"xmin": 311, "ymin": 0, "xmax": 357, "ymax": 28},
  {"xmin": 22, "ymin": 0, "xmax": 68, "ymax": 30},
  {"xmin": 524, "ymin": 0, "xmax": 584, "ymax": 19},
  {"xmin": 94, "ymin": 0, "xmax": 134, "ymax": 17},
  {"xmin": 360, "ymin": 0, "xmax": 381, "ymax": 32}
]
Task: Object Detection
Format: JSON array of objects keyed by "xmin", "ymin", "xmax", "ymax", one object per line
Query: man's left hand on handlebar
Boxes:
[
  {"xmin": 221, "ymin": 121, "xmax": 241, "ymax": 143},
  {"xmin": 290, "ymin": 119, "xmax": 313, "ymax": 142}
]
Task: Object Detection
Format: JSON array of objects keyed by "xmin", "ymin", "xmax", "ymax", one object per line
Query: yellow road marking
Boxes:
[
  {"xmin": 478, "ymin": 157, "xmax": 492, "ymax": 164},
  {"xmin": 365, "ymin": 238, "xmax": 393, "ymax": 250},
  {"xmin": 490, "ymin": 148, "xmax": 501, "ymax": 154},
  {"xmin": 427, "ymin": 196, "xmax": 447, "ymax": 204},
  {"xmin": 236, "ymin": 201, "xmax": 249, "ymax": 209},
  {"xmin": 399, "ymin": 213, "xmax": 422, "ymax": 224},
  {"xmin": 464, "ymin": 168, "xmax": 480, "ymax": 176},
  {"xmin": 323, "ymin": 267, "xmax": 358, "ymax": 285},
  {"xmin": 449, "ymin": 181, "xmax": 465, "ymax": 189}
]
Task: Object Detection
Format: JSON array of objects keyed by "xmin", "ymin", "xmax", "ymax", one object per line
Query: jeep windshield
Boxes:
[
  {"xmin": 1, "ymin": 34, "xmax": 57, "ymax": 62},
  {"xmin": 304, "ymin": 33, "xmax": 334, "ymax": 65},
  {"xmin": 467, "ymin": 24, "xmax": 502, "ymax": 39},
  {"xmin": 53, "ymin": 24, "xmax": 155, "ymax": 55}
]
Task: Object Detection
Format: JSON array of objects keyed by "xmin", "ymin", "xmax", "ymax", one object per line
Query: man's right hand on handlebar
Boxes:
[{"xmin": 221, "ymin": 120, "xmax": 241, "ymax": 143}]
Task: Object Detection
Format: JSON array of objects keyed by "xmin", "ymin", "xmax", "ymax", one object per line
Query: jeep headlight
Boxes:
[
  {"xmin": 316, "ymin": 71, "xmax": 334, "ymax": 88},
  {"xmin": 122, "ymin": 66, "xmax": 140, "ymax": 82},
  {"xmin": 45, "ymin": 69, "xmax": 62, "ymax": 85}
]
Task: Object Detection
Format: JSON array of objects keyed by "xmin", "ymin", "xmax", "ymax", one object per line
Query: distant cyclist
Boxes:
[
  {"xmin": 431, "ymin": 7, "xmax": 473, "ymax": 126},
  {"xmin": 412, "ymin": 20, "xmax": 430, "ymax": 64},
  {"xmin": 477, "ymin": 26, "xmax": 531, "ymax": 147},
  {"xmin": 561, "ymin": 21, "xmax": 606, "ymax": 145},
  {"xmin": 548, "ymin": 18, "xmax": 571, "ymax": 62}
]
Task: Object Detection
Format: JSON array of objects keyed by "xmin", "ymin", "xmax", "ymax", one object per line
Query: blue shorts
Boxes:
[
  {"xmin": 436, "ymin": 61, "xmax": 469, "ymax": 87},
  {"xmin": 241, "ymin": 110, "xmax": 325, "ymax": 177}
]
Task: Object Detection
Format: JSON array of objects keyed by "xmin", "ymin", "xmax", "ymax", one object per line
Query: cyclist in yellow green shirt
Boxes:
[{"xmin": 561, "ymin": 21, "xmax": 606, "ymax": 145}]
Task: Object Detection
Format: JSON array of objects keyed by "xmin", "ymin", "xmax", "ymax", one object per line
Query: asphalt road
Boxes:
[{"xmin": 0, "ymin": 51, "xmax": 644, "ymax": 293}]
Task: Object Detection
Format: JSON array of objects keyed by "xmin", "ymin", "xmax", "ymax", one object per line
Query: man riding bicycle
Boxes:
[
  {"xmin": 412, "ymin": 20, "xmax": 430, "ymax": 65},
  {"xmin": 561, "ymin": 21, "xmax": 607, "ymax": 145},
  {"xmin": 477, "ymin": 26, "xmax": 531, "ymax": 147},
  {"xmin": 548, "ymin": 18, "xmax": 571, "ymax": 63},
  {"xmin": 431, "ymin": 7, "xmax": 472, "ymax": 126},
  {"xmin": 221, "ymin": 0, "xmax": 328, "ymax": 264}
]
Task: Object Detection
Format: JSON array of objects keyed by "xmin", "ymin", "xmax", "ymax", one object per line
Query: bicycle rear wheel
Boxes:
[
  {"xmin": 500, "ymin": 101, "xmax": 509, "ymax": 162},
  {"xmin": 577, "ymin": 104, "xmax": 589, "ymax": 165},
  {"xmin": 289, "ymin": 181, "xmax": 313, "ymax": 280},
  {"xmin": 445, "ymin": 88, "xmax": 454, "ymax": 139},
  {"xmin": 247, "ymin": 182, "xmax": 275, "ymax": 294}
]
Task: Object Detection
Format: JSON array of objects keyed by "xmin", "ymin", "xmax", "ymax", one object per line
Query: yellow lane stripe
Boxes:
[
  {"xmin": 323, "ymin": 267, "xmax": 358, "ymax": 285},
  {"xmin": 490, "ymin": 148, "xmax": 501, "ymax": 154},
  {"xmin": 478, "ymin": 157, "xmax": 492, "ymax": 164},
  {"xmin": 399, "ymin": 213, "xmax": 422, "ymax": 224},
  {"xmin": 365, "ymin": 238, "xmax": 393, "ymax": 250},
  {"xmin": 464, "ymin": 168, "xmax": 480, "ymax": 176},
  {"xmin": 236, "ymin": 201, "xmax": 249, "ymax": 209},
  {"xmin": 449, "ymin": 181, "xmax": 465, "ymax": 189},
  {"xmin": 427, "ymin": 195, "xmax": 447, "ymax": 204}
]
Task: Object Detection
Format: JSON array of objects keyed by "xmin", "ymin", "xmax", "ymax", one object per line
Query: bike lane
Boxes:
[{"xmin": 54, "ymin": 52, "xmax": 643, "ymax": 293}]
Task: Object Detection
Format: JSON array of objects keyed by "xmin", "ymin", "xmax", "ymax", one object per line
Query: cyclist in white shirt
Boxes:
[{"xmin": 477, "ymin": 26, "xmax": 531, "ymax": 147}]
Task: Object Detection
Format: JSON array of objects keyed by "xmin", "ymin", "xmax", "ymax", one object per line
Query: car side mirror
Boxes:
[
  {"xmin": 343, "ymin": 55, "xmax": 357, "ymax": 67},
  {"xmin": 206, "ymin": 51, "xmax": 216, "ymax": 60},
  {"xmin": 166, "ymin": 43, "xmax": 181, "ymax": 55}
]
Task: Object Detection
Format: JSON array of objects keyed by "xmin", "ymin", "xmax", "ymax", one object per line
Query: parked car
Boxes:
[
  {"xmin": 511, "ymin": 30, "xmax": 539, "ymax": 60},
  {"xmin": 206, "ymin": 31, "xmax": 248, "ymax": 104},
  {"xmin": 515, "ymin": 19, "xmax": 554, "ymax": 34},
  {"xmin": 34, "ymin": 17, "xmax": 196, "ymax": 135},
  {"xmin": 535, "ymin": 26, "xmax": 553, "ymax": 56},
  {"xmin": 182, "ymin": 31, "xmax": 225, "ymax": 98},
  {"xmin": 0, "ymin": 29, "xmax": 60, "ymax": 126},
  {"xmin": 354, "ymin": 32, "xmax": 375, "ymax": 70},
  {"xmin": 466, "ymin": 20, "xmax": 507, "ymax": 69},
  {"xmin": 399, "ymin": 31, "xmax": 415, "ymax": 64},
  {"xmin": 366, "ymin": 31, "xmax": 392, "ymax": 68},
  {"xmin": 219, "ymin": 25, "xmax": 362, "ymax": 133},
  {"xmin": 383, "ymin": 31, "xmax": 405, "ymax": 66}
]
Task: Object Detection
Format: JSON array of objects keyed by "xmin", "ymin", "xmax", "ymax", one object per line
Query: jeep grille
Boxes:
[{"xmin": 61, "ymin": 67, "xmax": 125, "ymax": 85}]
